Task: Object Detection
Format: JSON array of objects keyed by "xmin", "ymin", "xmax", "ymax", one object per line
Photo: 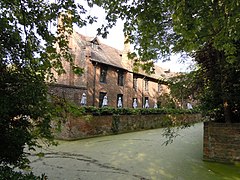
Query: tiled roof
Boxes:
[
  {"xmin": 73, "ymin": 31, "xmax": 125, "ymax": 69},
  {"xmin": 72, "ymin": 31, "xmax": 174, "ymax": 80},
  {"xmin": 91, "ymin": 43, "xmax": 126, "ymax": 70}
]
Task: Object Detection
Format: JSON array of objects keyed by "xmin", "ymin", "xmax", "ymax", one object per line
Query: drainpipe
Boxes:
[
  {"xmin": 92, "ymin": 62, "xmax": 97, "ymax": 106},
  {"xmin": 142, "ymin": 76, "xmax": 145, "ymax": 108}
]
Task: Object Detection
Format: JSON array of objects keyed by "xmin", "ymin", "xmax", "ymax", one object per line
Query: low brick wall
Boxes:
[
  {"xmin": 54, "ymin": 113, "xmax": 201, "ymax": 140},
  {"xmin": 203, "ymin": 121, "xmax": 240, "ymax": 163}
]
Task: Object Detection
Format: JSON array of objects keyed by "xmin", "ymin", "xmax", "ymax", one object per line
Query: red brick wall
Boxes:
[
  {"xmin": 203, "ymin": 122, "xmax": 240, "ymax": 163},
  {"xmin": 49, "ymin": 84, "xmax": 87, "ymax": 105},
  {"xmin": 53, "ymin": 32, "xmax": 167, "ymax": 108},
  {"xmin": 54, "ymin": 31, "xmax": 89, "ymax": 88},
  {"xmin": 54, "ymin": 114, "xmax": 201, "ymax": 140},
  {"xmin": 86, "ymin": 62, "xmax": 162, "ymax": 108}
]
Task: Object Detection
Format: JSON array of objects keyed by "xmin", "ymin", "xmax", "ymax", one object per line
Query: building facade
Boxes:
[{"xmin": 51, "ymin": 30, "xmax": 171, "ymax": 108}]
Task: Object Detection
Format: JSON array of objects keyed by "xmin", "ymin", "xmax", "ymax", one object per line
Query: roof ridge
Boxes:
[
  {"xmin": 72, "ymin": 29, "xmax": 176, "ymax": 79},
  {"xmin": 74, "ymin": 29, "xmax": 123, "ymax": 52}
]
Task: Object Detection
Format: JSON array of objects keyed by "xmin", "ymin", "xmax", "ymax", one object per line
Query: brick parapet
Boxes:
[
  {"xmin": 49, "ymin": 84, "xmax": 87, "ymax": 105},
  {"xmin": 53, "ymin": 113, "xmax": 201, "ymax": 140},
  {"xmin": 203, "ymin": 121, "xmax": 240, "ymax": 163}
]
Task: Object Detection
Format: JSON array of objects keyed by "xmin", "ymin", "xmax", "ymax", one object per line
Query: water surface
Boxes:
[{"xmin": 30, "ymin": 123, "xmax": 240, "ymax": 180}]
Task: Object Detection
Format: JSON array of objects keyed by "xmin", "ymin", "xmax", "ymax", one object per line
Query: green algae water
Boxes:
[
  {"xmin": 30, "ymin": 123, "xmax": 240, "ymax": 179},
  {"xmin": 205, "ymin": 162, "xmax": 240, "ymax": 180}
]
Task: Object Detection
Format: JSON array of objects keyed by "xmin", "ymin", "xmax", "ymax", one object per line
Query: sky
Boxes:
[{"xmin": 75, "ymin": 3, "xmax": 194, "ymax": 72}]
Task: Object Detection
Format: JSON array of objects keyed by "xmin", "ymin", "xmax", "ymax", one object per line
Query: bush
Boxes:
[{"xmin": 77, "ymin": 106, "xmax": 200, "ymax": 116}]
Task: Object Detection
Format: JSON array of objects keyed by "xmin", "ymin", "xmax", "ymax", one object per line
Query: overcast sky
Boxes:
[{"xmin": 75, "ymin": 3, "xmax": 194, "ymax": 72}]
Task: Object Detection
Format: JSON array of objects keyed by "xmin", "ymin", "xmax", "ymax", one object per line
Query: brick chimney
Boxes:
[
  {"xmin": 57, "ymin": 12, "xmax": 73, "ymax": 40},
  {"xmin": 56, "ymin": 12, "xmax": 74, "ymax": 86},
  {"xmin": 121, "ymin": 34, "xmax": 132, "ymax": 70}
]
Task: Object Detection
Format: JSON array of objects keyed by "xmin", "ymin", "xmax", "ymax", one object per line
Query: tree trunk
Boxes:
[
  {"xmin": 219, "ymin": 51, "xmax": 232, "ymax": 123},
  {"xmin": 223, "ymin": 99, "xmax": 231, "ymax": 123}
]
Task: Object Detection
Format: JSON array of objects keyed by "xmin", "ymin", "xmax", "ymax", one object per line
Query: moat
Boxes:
[{"xmin": 29, "ymin": 122, "xmax": 240, "ymax": 179}]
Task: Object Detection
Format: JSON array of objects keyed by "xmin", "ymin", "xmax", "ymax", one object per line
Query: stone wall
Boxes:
[
  {"xmin": 203, "ymin": 122, "xmax": 240, "ymax": 163},
  {"xmin": 54, "ymin": 113, "xmax": 201, "ymax": 140}
]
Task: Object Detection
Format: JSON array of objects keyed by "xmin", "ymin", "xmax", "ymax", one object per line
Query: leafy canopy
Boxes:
[
  {"xmin": 92, "ymin": 0, "xmax": 240, "ymax": 122},
  {"xmin": 0, "ymin": 0, "xmax": 96, "ymax": 169},
  {"xmin": 1, "ymin": 0, "xmax": 240, "ymax": 172},
  {"xmin": 92, "ymin": 0, "xmax": 240, "ymax": 58}
]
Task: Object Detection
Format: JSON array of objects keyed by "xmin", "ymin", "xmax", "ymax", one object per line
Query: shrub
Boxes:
[{"xmin": 78, "ymin": 106, "xmax": 200, "ymax": 116}]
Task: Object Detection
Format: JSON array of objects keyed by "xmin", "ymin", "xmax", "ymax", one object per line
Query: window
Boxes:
[
  {"xmin": 100, "ymin": 66, "xmax": 108, "ymax": 83},
  {"xmin": 99, "ymin": 92, "xmax": 107, "ymax": 107},
  {"xmin": 133, "ymin": 75, "xmax": 137, "ymax": 90},
  {"xmin": 132, "ymin": 98, "xmax": 138, "ymax": 108},
  {"xmin": 144, "ymin": 97, "xmax": 149, "ymax": 108},
  {"xmin": 91, "ymin": 38, "xmax": 99, "ymax": 50},
  {"xmin": 61, "ymin": 91, "xmax": 66, "ymax": 99},
  {"xmin": 145, "ymin": 97, "xmax": 149, "ymax": 101},
  {"xmin": 118, "ymin": 70, "xmax": 124, "ymax": 86},
  {"xmin": 117, "ymin": 94, "xmax": 123, "ymax": 108},
  {"xmin": 145, "ymin": 79, "xmax": 149, "ymax": 91},
  {"xmin": 92, "ymin": 43, "xmax": 98, "ymax": 50},
  {"xmin": 158, "ymin": 83, "xmax": 161, "ymax": 93}
]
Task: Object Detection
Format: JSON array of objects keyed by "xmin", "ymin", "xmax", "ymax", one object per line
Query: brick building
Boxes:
[{"xmin": 51, "ymin": 30, "xmax": 172, "ymax": 108}]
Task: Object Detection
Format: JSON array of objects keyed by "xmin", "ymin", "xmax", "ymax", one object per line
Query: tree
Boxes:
[
  {"xmin": 167, "ymin": 70, "xmax": 202, "ymax": 109},
  {"xmin": 0, "ymin": 0, "xmax": 95, "ymax": 171},
  {"xmin": 1, "ymin": 0, "xmax": 239, "ymax": 172},
  {"xmin": 91, "ymin": 0, "xmax": 240, "ymax": 123},
  {"xmin": 194, "ymin": 42, "xmax": 240, "ymax": 123}
]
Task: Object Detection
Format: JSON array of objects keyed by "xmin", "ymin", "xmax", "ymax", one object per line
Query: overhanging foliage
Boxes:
[
  {"xmin": 91, "ymin": 0, "xmax": 240, "ymax": 123},
  {"xmin": 0, "ymin": 0, "xmax": 95, "ymax": 170}
]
